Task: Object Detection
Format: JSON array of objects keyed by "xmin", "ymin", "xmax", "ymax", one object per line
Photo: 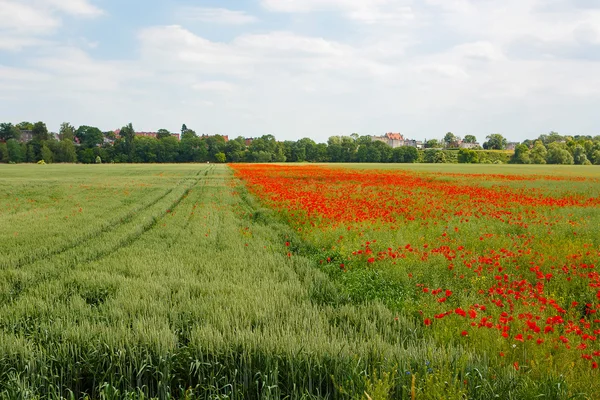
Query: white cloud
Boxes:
[
  {"xmin": 1, "ymin": 0, "xmax": 600, "ymax": 141},
  {"xmin": 176, "ymin": 7, "xmax": 257, "ymax": 24},
  {"xmin": 43, "ymin": 0, "xmax": 104, "ymax": 17},
  {"xmin": 192, "ymin": 81, "xmax": 237, "ymax": 92},
  {"xmin": 0, "ymin": 0, "xmax": 60, "ymax": 33},
  {"xmin": 0, "ymin": 0, "xmax": 103, "ymax": 51},
  {"xmin": 261, "ymin": 0, "xmax": 415, "ymax": 24}
]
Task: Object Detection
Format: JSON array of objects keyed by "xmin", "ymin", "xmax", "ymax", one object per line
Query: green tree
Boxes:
[
  {"xmin": 55, "ymin": 140, "xmax": 78, "ymax": 163},
  {"xmin": 7, "ymin": 139, "xmax": 25, "ymax": 162},
  {"xmin": 26, "ymin": 144, "xmax": 36, "ymax": 162},
  {"xmin": 32, "ymin": 122, "xmax": 50, "ymax": 142},
  {"xmin": 572, "ymin": 145, "xmax": 590, "ymax": 165},
  {"xmin": 458, "ymin": 148, "xmax": 478, "ymax": 163},
  {"xmin": 463, "ymin": 135, "xmax": 477, "ymax": 144},
  {"xmin": 530, "ymin": 141, "xmax": 547, "ymax": 164},
  {"xmin": 157, "ymin": 129, "xmax": 172, "ymax": 140},
  {"xmin": 225, "ymin": 137, "xmax": 247, "ymax": 162},
  {"xmin": 214, "ymin": 152, "xmax": 226, "ymax": 163},
  {"xmin": 76, "ymin": 126, "xmax": 103, "ymax": 148},
  {"xmin": 510, "ymin": 144, "xmax": 531, "ymax": 164},
  {"xmin": 444, "ymin": 132, "xmax": 457, "ymax": 147},
  {"xmin": 0, "ymin": 142, "xmax": 7, "ymax": 162},
  {"xmin": 119, "ymin": 123, "xmax": 136, "ymax": 160},
  {"xmin": 392, "ymin": 146, "xmax": 418, "ymax": 163},
  {"xmin": 156, "ymin": 136, "xmax": 179, "ymax": 162},
  {"xmin": 425, "ymin": 139, "xmax": 440, "ymax": 149},
  {"xmin": 131, "ymin": 136, "xmax": 158, "ymax": 163},
  {"xmin": 423, "ymin": 149, "xmax": 444, "ymax": 163},
  {"xmin": 327, "ymin": 136, "xmax": 343, "ymax": 162},
  {"xmin": 120, "ymin": 123, "xmax": 135, "ymax": 143},
  {"xmin": 205, "ymin": 135, "xmax": 227, "ymax": 162},
  {"xmin": 179, "ymin": 136, "xmax": 208, "ymax": 162},
  {"xmin": 483, "ymin": 134, "xmax": 507, "ymax": 150},
  {"xmin": 182, "ymin": 129, "xmax": 197, "ymax": 141},
  {"xmin": 16, "ymin": 122, "xmax": 34, "ymax": 131},
  {"xmin": 181, "ymin": 124, "xmax": 188, "ymax": 135},
  {"xmin": 0, "ymin": 123, "xmax": 21, "ymax": 142},
  {"xmin": 40, "ymin": 143, "xmax": 53, "ymax": 163},
  {"xmin": 546, "ymin": 143, "xmax": 574, "ymax": 165},
  {"xmin": 59, "ymin": 122, "xmax": 75, "ymax": 141},
  {"xmin": 538, "ymin": 131, "xmax": 564, "ymax": 146}
]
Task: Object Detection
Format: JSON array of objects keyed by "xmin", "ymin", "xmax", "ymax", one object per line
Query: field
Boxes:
[{"xmin": 1, "ymin": 163, "xmax": 599, "ymax": 399}]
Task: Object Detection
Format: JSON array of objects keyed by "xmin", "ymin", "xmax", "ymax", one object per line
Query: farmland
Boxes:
[{"xmin": 1, "ymin": 164, "xmax": 600, "ymax": 399}]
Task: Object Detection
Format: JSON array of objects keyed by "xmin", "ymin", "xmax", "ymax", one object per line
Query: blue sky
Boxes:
[{"xmin": 1, "ymin": 0, "xmax": 599, "ymax": 143}]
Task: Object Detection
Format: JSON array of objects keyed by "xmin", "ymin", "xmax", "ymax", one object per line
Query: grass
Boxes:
[{"xmin": 1, "ymin": 163, "xmax": 599, "ymax": 399}]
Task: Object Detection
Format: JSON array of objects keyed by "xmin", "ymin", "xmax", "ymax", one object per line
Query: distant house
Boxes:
[
  {"xmin": 18, "ymin": 130, "xmax": 33, "ymax": 143},
  {"xmin": 459, "ymin": 142, "xmax": 480, "ymax": 149},
  {"xmin": 113, "ymin": 129, "xmax": 181, "ymax": 141},
  {"xmin": 371, "ymin": 132, "xmax": 406, "ymax": 148},
  {"xmin": 245, "ymin": 138, "xmax": 254, "ymax": 147},
  {"xmin": 506, "ymin": 142, "xmax": 519, "ymax": 151},
  {"xmin": 371, "ymin": 133, "xmax": 423, "ymax": 148},
  {"xmin": 200, "ymin": 134, "xmax": 229, "ymax": 142}
]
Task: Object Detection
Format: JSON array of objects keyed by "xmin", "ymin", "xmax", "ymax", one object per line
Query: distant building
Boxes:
[
  {"xmin": 459, "ymin": 142, "xmax": 480, "ymax": 149},
  {"xmin": 245, "ymin": 138, "xmax": 254, "ymax": 147},
  {"xmin": 371, "ymin": 133, "xmax": 424, "ymax": 149},
  {"xmin": 371, "ymin": 132, "xmax": 406, "ymax": 148},
  {"xmin": 113, "ymin": 129, "xmax": 181, "ymax": 141},
  {"xmin": 18, "ymin": 130, "xmax": 33, "ymax": 143},
  {"xmin": 506, "ymin": 142, "xmax": 519, "ymax": 151},
  {"xmin": 201, "ymin": 134, "xmax": 229, "ymax": 142}
]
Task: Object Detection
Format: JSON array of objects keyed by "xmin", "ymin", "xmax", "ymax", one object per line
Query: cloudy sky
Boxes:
[{"xmin": 1, "ymin": 0, "xmax": 599, "ymax": 142}]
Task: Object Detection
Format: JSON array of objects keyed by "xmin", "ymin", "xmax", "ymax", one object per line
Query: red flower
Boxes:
[
  {"xmin": 515, "ymin": 334, "xmax": 524, "ymax": 342},
  {"xmin": 424, "ymin": 318, "xmax": 432, "ymax": 326},
  {"xmin": 461, "ymin": 330, "xmax": 468, "ymax": 336}
]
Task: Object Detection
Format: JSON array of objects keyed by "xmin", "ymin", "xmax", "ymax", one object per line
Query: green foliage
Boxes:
[
  {"xmin": 392, "ymin": 146, "xmax": 419, "ymax": 163},
  {"xmin": 482, "ymin": 133, "xmax": 507, "ymax": 150},
  {"xmin": 76, "ymin": 125, "xmax": 104, "ymax": 149},
  {"xmin": 32, "ymin": 121, "xmax": 50, "ymax": 142},
  {"xmin": 6, "ymin": 139, "xmax": 24, "ymax": 163},
  {"xmin": 59, "ymin": 122, "xmax": 75, "ymax": 142},
  {"xmin": 547, "ymin": 142, "xmax": 574, "ymax": 165},
  {"xmin": 572, "ymin": 145, "xmax": 589, "ymax": 165},
  {"xmin": 156, "ymin": 129, "xmax": 171, "ymax": 140},
  {"xmin": 0, "ymin": 142, "xmax": 7, "ymax": 162},
  {"xmin": 214, "ymin": 152, "xmax": 226, "ymax": 163},
  {"xmin": 530, "ymin": 141, "xmax": 548, "ymax": 164},
  {"xmin": 40, "ymin": 144, "xmax": 53, "ymax": 163},
  {"xmin": 0, "ymin": 123, "xmax": 21, "ymax": 142},
  {"xmin": 425, "ymin": 139, "xmax": 440, "ymax": 149},
  {"xmin": 510, "ymin": 144, "xmax": 530, "ymax": 164},
  {"xmin": 15, "ymin": 121, "xmax": 34, "ymax": 131},
  {"xmin": 463, "ymin": 135, "xmax": 477, "ymax": 144},
  {"xmin": 457, "ymin": 148, "xmax": 478, "ymax": 163}
]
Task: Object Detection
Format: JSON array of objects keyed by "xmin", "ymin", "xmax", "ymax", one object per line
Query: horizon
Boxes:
[{"xmin": 1, "ymin": 0, "xmax": 599, "ymax": 142}]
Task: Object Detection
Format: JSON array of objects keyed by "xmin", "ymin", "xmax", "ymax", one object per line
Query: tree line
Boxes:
[{"xmin": 0, "ymin": 122, "xmax": 599, "ymax": 165}]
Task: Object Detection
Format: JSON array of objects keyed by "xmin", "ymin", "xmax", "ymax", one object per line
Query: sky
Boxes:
[{"xmin": 0, "ymin": 0, "xmax": 599, "ymax": 143}]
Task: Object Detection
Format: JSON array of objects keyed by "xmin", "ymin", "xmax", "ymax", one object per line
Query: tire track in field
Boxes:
[
  {"xmin": 1, "ymin": 169, "xmax": 205, "ymax": 270},
  {"xmin": 25, "ymin": 167, "xmax": 209, "ymax": 272},
  {"xmin": 163, "ymin": 165, "xmax": 215, "ymax": 250}
]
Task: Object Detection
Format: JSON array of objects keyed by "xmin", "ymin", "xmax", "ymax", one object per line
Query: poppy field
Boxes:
[
  {"xmin": 231, "ymin": 163, "xmax": 600, "ymax": 398},
  {"xmin": 1, "ymin": 163, "xmax": 599, "ymax": 399}
]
